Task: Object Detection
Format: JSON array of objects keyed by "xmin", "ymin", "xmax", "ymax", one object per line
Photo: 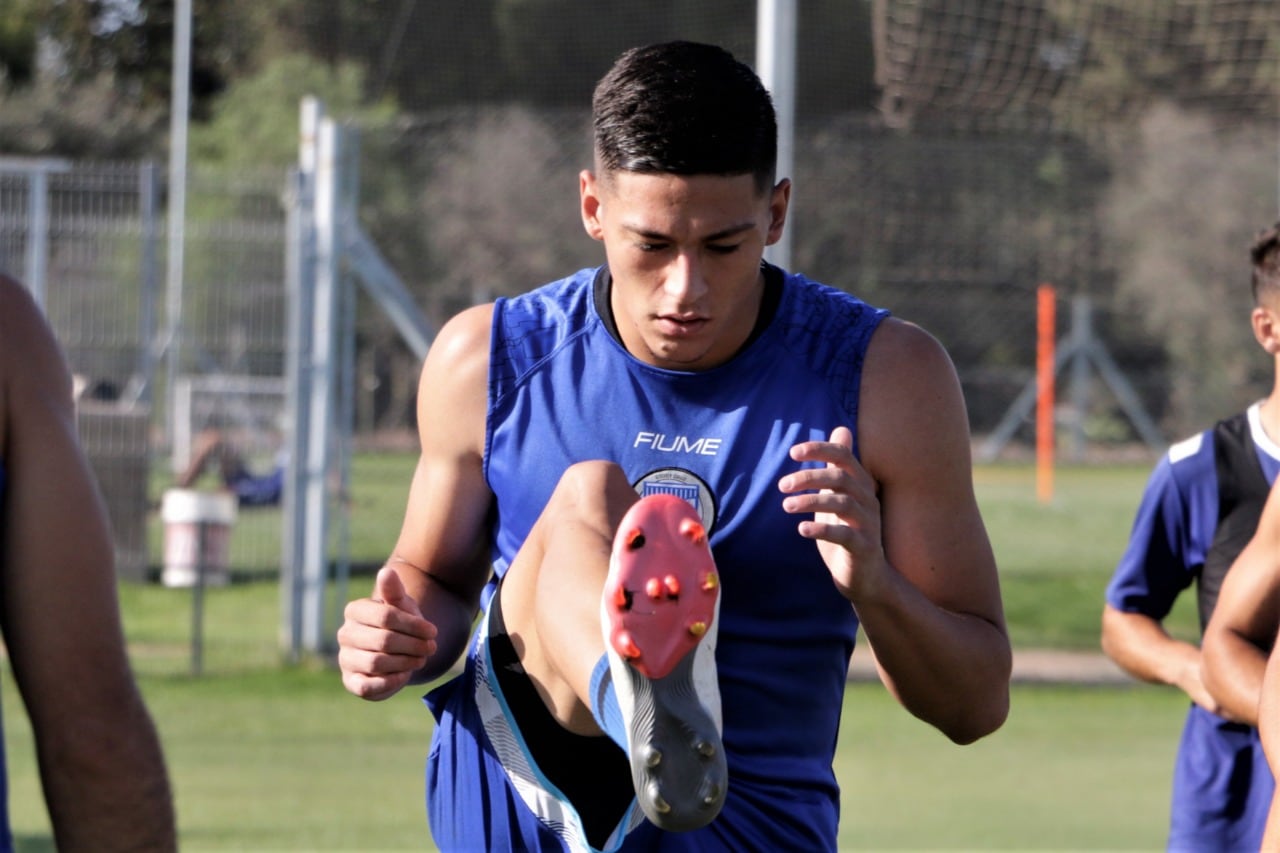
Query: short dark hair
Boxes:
[
  {"xmin": 1251, "ymin": 222, "xmax": 1280, "ymax": 303},
  {"xmin": 592, "ymin": 41, "xmax": 778, "ymax": 193}
]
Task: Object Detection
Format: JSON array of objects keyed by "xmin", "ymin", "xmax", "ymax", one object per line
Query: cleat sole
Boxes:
[{"xmin": 602, "ymin": 494, "xmax": 727, "ymax": 832}]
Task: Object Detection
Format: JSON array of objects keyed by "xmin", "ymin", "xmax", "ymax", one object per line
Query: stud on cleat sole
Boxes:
[
  {"xmin": 679, "ymin": 517, "xmax": 707, "ymax": 544},
  {"xmin": 617, "ymin": 653, "xmax": 728, "ymax": 832},
  {"xmin": 613, "ymin": 585, "xmax": 632, "ymax": 611},
  {"xmin": 613, "ymin": 630, "xmax": 642, "ymax": 661}
]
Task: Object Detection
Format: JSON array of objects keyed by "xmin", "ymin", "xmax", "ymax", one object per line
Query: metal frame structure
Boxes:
[{"xmin": 282, "ymin": 99, "xmax": 433, "ymax": 659}]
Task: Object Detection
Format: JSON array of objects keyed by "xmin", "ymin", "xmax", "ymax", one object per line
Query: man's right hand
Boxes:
[{"xmin": 337, "ymin": 567, "xmax": 438, "ymax": 701}]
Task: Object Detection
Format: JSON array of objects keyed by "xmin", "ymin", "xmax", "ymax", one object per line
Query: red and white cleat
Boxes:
[{"xmin": 601, "ymin": 493, "xmax": 726, "ymax": 832}]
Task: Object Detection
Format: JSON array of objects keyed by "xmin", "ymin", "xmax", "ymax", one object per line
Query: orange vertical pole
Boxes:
[{"xmin": 1036, "ymin": 284, "xmax": 1056, "ymax": 503}]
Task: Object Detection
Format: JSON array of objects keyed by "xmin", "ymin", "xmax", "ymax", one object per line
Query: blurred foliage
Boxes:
[
  {"xmin": 1102, "ymin": 102, "xmax": 1278, "ymax": 434},
  {"xmin": 189, "ymin": 52, "xmax": 394, "ymax": 168},
  {"xmin": 0, "ymin": 72, "xmax": 165, "ymax": 157},
  {"xmin": 0, "ymin": 0, "xmax": 39, "ymax": 86},
  {"xmin": 0, "ymin": 0, "xmax": 880, "ymax": 158},
  {"xmin": 1, "ymin": 1, "xmax": 1278, "ymax": 439},
  {"xmin": 1045, "ymin": 0, "xmax": 1279, "ymax": 126}
]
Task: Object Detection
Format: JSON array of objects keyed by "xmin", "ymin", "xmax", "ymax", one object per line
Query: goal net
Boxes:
[{"xmin": 873, "ymin": 0, "xmax": 1278, "ymax": 135}]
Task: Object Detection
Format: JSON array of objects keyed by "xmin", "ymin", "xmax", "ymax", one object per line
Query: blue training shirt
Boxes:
[
  {"xmin": 1106, "ymin": 402, "xmax": 1280, "ymax": 617},
  {"xmin": 477, "ymin": 265, "xmax": 887, "ymax": 849},
  {"xmin": 1105, "ymin": 401, "xmax": 1280, "ymax": 850}
]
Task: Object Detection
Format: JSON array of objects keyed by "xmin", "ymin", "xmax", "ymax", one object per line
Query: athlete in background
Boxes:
[
  {"xmin": 0, "ymin": 274, "xmax": 175, "ymax": 851},
  {"xmin": 1102, "ymin": 221, "xmax": 1280, "ymax": 851}
]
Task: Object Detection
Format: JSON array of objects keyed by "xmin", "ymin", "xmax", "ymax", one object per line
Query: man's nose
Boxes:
[{"xmin": 663, "ymin": 252, "xmax": 708, "ymax": 303}]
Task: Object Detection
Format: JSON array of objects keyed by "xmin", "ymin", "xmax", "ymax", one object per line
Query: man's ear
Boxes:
[
  {"xmin": 1253, "ymin": 304, "xmax": 1280, "ymax": 354},
  {"xmin": 580, "ymin": 170, "xmax": 605, "ymax": 242},
  {"xmin": 765, "ymin": 178, "xmax": 791, "ymax": 246}
]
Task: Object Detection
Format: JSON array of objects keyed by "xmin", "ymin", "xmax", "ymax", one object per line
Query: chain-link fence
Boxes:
[
  {"xmin": 4, "ymin": 1, "xmax": 1279, "ymax": 581},
  {"xmin": 0, "ymin": 159, "xmax": 289, "ymax": 580}
]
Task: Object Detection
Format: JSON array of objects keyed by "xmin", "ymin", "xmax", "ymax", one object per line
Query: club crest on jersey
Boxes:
[{"xmin": 633, "ymin": 468, "xmax": 717, "ymax": 531}]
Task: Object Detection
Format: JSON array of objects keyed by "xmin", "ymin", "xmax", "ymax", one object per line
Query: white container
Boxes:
[{"xmin": 160, "ymin": 489, "xmax": 237, "ymax": 588}]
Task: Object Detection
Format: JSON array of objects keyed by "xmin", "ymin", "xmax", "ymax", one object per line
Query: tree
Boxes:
[
  {"xmin": 189, "ymin": 52, "xmax": 393, "ymax": 168},
  {"xmin": 0, "ymin": 0, "xmax": 39, "ymax": 85},
  {"xmin": 0, "ymin": 0, "xmax": 270, "ymax": 156},
  {"xmin": 27, "ymin": 0, "xmax": 257, "ymax": 113},
  {"xmin": 1103, "ymin": 102, "xmax": 1278, "ymax": 434}
]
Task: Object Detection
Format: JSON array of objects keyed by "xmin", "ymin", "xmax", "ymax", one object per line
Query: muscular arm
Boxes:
[
  {"xmin": 782, "ymin": 318, "xmax": 1010, "ymax": 744},
  {"xmin": 339, "ymin": 304, "xmax": 496, "ymax": 697},
  {"xmin": 1257, "ymin": 636, "xmax": 1280, "ymax": 848},
  {"xmin": 1200, "ymin": 484, "xmax": 1280, "ymax": 725},
  {"xmin": 1102, "ymin": 604, "xmax": 1224, "ymax": 716},
  {"xmin": 0, "ymin": 277, "xmax": 176, "ymax": 850}
]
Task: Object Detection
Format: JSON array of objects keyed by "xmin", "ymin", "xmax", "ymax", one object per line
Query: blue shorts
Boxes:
[
  {"xmin": 1168, "ymin": 705, "xmax": 1275, "ymax": 851},
  {"xmin": 424, "ymin": 605, "xmax": 645, "ymax": 852},
  {"xmin": 229, "ymin": 466, "xmax": 284, "ymax": 507}
]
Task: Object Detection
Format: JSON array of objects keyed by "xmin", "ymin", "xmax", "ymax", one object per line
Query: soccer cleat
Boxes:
[{"xmin": 601, "ymin": 493, "xmax": 726, "ymax": 832}]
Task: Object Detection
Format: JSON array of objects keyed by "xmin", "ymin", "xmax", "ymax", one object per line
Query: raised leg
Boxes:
[{"xmin": 500, "ymin": 463, "xmax": 726, "ymax": 831}]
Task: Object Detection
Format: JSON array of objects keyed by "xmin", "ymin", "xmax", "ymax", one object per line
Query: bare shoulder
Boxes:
[
  {"xmin": 420, "ymin": 304, "xmax": 495, "ymax": 385},
  {"xmin": 863, "ymin": 316, "xmax": 956, "ymax": 383},
  {"xmin": 0, "ymin": 275, "xmax": 73, "ymax": 435},
  {"xmin": 0, "ymin": 273, "xmax": 30, "ymax": 307},
  {"xmin": 415, "ymin": 303, "xmax": 495, "ymax": 456},
  {"xmin": 858, "ymin": 316, "xmax": 969, "ymax": 479},
  {"xmin": 0, "ymin": 274, "xmax": 54, "ymax": 359}
]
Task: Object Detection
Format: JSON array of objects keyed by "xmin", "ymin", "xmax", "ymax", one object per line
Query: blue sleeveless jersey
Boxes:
[
  {"xmin": 1105, "ymin": 402, "xmax": 1279, "ymax": 851},
  {"xmin": 426, "ymin": 266, "xmax": 888, "ymax": 851}
]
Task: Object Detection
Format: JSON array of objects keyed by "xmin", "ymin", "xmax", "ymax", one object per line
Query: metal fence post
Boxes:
[
  {"xmin": 298, "ymin": 116, "xmax": 341, "ymax": 654},
  {"xmin": 282, "ymin": 97, "xmax": 323, "ymax": 661}
]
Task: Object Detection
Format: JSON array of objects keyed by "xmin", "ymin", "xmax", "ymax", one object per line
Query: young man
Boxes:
[
  {"xmin": 1102, "ymin": 222, "xmax": 1280, "ymax": 851},
  {"xmin": 337, "ymin": 41, "xmax": 1010, "ymax": 851},
  {"xmin": 0, "ymin": 274, "xmax": 176, "ymax": 851}
]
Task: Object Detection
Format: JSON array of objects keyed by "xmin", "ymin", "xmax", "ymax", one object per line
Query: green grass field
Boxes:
[
  {"xmin": 2, "ymin": 458, "xmax": 1199, "ymax": 849},
  {"xmin": 981, "ymin": 461, "xmax": 1200, "ymax": 649},
  {"xmin": 1, "ymin": 672, "xmax": 1186, "ymax": 850}
]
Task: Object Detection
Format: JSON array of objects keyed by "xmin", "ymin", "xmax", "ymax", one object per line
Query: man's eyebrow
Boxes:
[{"xmin": 621, "ymin": 222, "xmax": 757, "ymax": 242}]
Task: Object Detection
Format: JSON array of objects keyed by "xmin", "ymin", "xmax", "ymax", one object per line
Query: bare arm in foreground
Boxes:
[{"xmin": 0, "ymin": 275, "xmax": 176, "ymax": 851}]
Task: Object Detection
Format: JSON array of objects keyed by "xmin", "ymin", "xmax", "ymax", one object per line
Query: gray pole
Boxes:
[
  {"xmin": 25, "ymin": 170, "xmax": 50, "ymax": 308},
  {"xmin": 281, "ymin": 97, "xmax": 323, "ymax": 660},
  {"xmin": 136, "ymin": 161, "xmax": 160, "ymax": 404},
  {"xmin": 757, "ymin": 0, "xmax": 796, "ymax": 271},
  {"xmin": 301, "ymin": 118, "xmax": 341, "ymax": 653},
  {"xmin": 165, "ymin": 0, "xmax": 192, "ymax": 447}
]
